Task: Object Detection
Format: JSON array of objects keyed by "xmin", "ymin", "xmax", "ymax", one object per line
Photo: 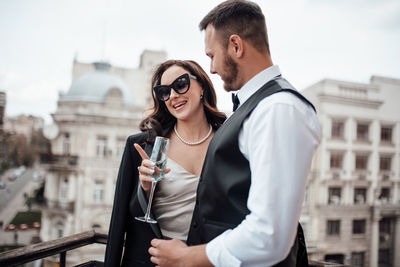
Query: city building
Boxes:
[
  {"xmin": 39, "ymin": 50, "xmax": 166, "ymax": 266},
  {"xmin": 0, "ymin": 91, "xmax": 5, "ymax": 128},
  {"xmin": 302, "ymin": 75, "xmax": 400, "ymax": 267},
  {"xmin": 4, "ymin": 114, "xmax": 44, "ymax": 140}
]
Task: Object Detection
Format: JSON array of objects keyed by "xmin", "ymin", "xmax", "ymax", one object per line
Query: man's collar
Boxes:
[{"xmin": 236, "ymin": 65, "xmax": 281, "ymax": 107}]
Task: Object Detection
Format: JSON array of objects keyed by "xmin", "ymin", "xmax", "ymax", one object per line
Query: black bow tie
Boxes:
[{"xmin": 232, "ymin": 93, "xmax": 240, "ymax": 112}]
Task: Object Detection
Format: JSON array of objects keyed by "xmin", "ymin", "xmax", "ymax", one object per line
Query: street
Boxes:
[
  {"xmin": 0, "ymin": 168, "xmax": 42, "ymax": 245},
  {"xmin": 0, "ymin": 168, "xmax": 36, "ymax": 211}
]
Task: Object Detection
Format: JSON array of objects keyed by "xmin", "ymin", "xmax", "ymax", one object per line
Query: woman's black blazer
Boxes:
[{"xmin": 104, "ymin": 132, "xmax": 165, "ymax": 267}]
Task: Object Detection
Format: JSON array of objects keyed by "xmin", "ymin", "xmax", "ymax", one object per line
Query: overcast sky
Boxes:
[{"xmin": 0, "ymin": 0, "xmax": 399, "ymax": 124}]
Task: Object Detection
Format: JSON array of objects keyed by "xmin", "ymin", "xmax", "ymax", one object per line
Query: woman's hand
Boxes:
[
  {"xmin": 134, "ymin": 143, "xmax": 170, "ymax": 195},
  {"xmin": 138, "ymin": 159, "xmax": 156, "ymax": 193}
]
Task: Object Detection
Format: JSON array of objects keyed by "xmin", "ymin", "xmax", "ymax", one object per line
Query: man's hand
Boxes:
[
  {"xmin": 149, "ymin": 239, "xmax": 212, "ymax": 267},
  {"xmin": 149, "ymin": 239, "xmax": 187, "ymax": 266}
]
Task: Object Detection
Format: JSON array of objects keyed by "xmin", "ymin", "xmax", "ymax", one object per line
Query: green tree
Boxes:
[{"xmin": 0, "ymin": 128, "xmax": 51, "ymax": 173}]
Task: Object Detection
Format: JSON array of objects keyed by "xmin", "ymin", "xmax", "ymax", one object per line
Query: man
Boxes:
[{"xmin": 149, "ymin": 1, "xmax": 320, "ymax": 266}]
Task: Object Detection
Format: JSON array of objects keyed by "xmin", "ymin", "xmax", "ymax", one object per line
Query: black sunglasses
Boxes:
[{"xmin": 153, "ymin": 73, "xmax": 197, "ymax": 101}]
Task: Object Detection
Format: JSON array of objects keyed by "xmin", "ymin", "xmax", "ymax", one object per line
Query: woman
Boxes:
[{"xmin": 104, "ymin": 60, "xmax": 226, "ymax": 266}]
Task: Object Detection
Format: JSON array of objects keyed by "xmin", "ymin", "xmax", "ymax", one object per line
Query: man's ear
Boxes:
[{"xmin": 228, "ymin": 34, "xmax": 244, "ymax": 58}]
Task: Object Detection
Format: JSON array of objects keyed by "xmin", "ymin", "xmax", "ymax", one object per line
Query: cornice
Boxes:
[
  {"xmin": 53, "ymin": 112, "xmax": 141, "ymax": 125},
  {"xmin": 318, "ymin": 93, "xmax": 383, "ymax": 109}
]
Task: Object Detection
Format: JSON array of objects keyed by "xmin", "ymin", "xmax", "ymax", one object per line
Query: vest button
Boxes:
[{"xmin": 193, "ymin": 221, "xmax": 198, "ymax": 228}]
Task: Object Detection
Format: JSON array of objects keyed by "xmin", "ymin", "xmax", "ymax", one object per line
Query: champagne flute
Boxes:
[{"xmin": 135, "ymin": 136, "xmax": 169, "ymax": 224}]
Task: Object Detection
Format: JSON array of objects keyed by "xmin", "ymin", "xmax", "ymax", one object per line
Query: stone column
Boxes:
[
  {"xmin": 370, "ymin": 207, "xmax": 380, "ymax": 267},
  {"xmin": 68, "ymin": 173, "xmax": 76, "ymax": 202},
  {"xmin": 393, "ymin": 182, "xmax": 399, "ymax": 204},
  {"xmin": 394, "ymin": 212, "xmax": 400, "ymax": 267}
]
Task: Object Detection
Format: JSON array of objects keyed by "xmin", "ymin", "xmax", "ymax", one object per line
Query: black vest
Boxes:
[{"xmin": 187, "ymin": 78, "xmax": 314, "ymax": 266}]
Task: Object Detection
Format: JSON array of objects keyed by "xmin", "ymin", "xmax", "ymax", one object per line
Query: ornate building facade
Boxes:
[
  {"xmin": 40, "ymin": 50, "xmax": 166, "ymax": 265},
  {"xmin": 302, "ymin": 76, "xmax": 400, "ymax": 267}
]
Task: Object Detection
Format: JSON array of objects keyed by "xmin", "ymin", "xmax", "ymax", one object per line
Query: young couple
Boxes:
[{"xmin": 105, "ymin": 1, "xmax": 321, "ymax": 266}]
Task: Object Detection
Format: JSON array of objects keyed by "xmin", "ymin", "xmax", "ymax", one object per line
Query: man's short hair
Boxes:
[{"xmin": 199, "ymin": 0, "xmax": 270, "ymax": 54}]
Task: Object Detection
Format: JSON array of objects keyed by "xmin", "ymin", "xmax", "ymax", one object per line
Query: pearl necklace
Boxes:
[{"xmin": 174, "ymin": 124, "xmax": 213, "ymax": 146}]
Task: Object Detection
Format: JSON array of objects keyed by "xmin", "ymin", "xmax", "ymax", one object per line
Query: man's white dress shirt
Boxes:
[{"xmin": 206, "ymin": 66, "xmax": 321, "ymax": 267}]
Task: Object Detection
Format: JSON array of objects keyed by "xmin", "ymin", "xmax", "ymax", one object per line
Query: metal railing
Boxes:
[
  {"xmin": 44, "ymin": 199, "xmax": 75, "ymax": 213},
  {"xmin": 0, "ymin": 230, "xmax": 106, "ymax": 267},
  {"xmin": 0, "ymin": 230, "xmax": 348, "ymax": 267},
  {"xmin": 40, "ymin": 153, "xmax": 79, "ymax": 168}
]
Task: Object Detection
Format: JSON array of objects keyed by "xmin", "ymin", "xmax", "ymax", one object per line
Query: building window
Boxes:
[
  {"xmin": 330, "ymin": 153, "xmax": 343, "ymax": 169},
  {"xmin": 93, "ymin": 181, "xmax": 104, "ymax": 204},
  {"xmin": 379, "ymin": 156, "xmax": 391, "ymax": 171},
  {"xmin": 380, "ymin": 126, "xmax": 392, "ymax": 142},
  {"xmin": 355, "ymin": 154, "xmax": 368, "ymax": 170},
  {"xmin": 354, "ymin": 188, "xmax": 367, "ymax": 204},
  {"xmin": 57, "ymin": 228, "xmax": 63, "ymax": 238},
  {"xmin": 327, "ymin": 220, "xmax": 340, "ymax": 235},
  {"xmin": 116, "ymin": 137, "xmax": 126, "ymax": 158},
  {"xmin": 351, "ymin": 252, "xmax": 364, "ymax": 267},
  {"xmin": 352, "ymin": 219, "xmax": 366, "ymax": 234},
  {"xmin": 356, "ymin": 123, "xmax": 369, "ymax": 141},
  {"xmin": 325, "ymin": 254, "xmax": 344, "ymax": 264},
  {"xmin": 331, "ymin": 121, "xmax": 344, "ymax": 139},
  {"xmin": 63, "ymin": 133, "xmax": 70, "ymax": 154},
  {"xmin": 92, "ymin": 224, "xmax": 101, "ymax": 231},
  {"xmin": 59, "ymin": 178, "xmax": 68, "ymax": 202},
  {"xmin": 55, "ymin": 222, "xmax": 64, "ymax": 239},
  {"xmin": 96, "ymin": 136, "xmax": 108, "ymax": 158},
  {"xmin": 378, "ymin": 249, "xmax": 391, "ymax": 265},
  {"xmin": 328, "ymin": 187, "xmax": 341, "ymax": 204},
  {"xmin": 379, "ymin": 218, "xmax": 394, "ymax": 235},
  {"xmin": 379, "ymin": 188, "xmax": 390, "ymax": 202}
]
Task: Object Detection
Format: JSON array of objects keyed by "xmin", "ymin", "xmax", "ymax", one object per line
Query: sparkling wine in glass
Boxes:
[{"xmin": 135, "ymin": 136, "xmax": 169, "ymax": 224}]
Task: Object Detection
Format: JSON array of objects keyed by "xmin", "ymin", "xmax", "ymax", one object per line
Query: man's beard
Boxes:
[{"xmin": 222, "ymin": 53, "xmax": 240, "ymax": 92}]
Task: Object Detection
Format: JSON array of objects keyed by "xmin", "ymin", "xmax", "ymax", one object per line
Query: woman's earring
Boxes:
[{"xmin": 200, "ymin": 94, "xmax": 204, "ymax": 101}]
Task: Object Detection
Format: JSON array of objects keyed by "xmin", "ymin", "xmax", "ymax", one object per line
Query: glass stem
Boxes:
[{"xmin": 145, "ymin": 180, "xmax": 157, "ymax": 220}]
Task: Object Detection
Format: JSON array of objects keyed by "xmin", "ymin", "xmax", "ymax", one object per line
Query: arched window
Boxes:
[
  {"xmin": 92, "ymin": 224, "xmax": 101, "ymax": 231},
  {"xmin": 62, "ymin": 132, "xmax": 70, "ymax": 155},
  {"xmin": 93, "ymin": 180, "xmax": 104, "ymax": 204}
]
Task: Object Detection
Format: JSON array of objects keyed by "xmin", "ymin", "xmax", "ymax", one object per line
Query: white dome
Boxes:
[{"xmin": 61, "ymin": 70, "xmax": 135, "ymax": 106}]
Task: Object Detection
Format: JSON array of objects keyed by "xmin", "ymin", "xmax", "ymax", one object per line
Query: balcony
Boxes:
[
  {"xmin": 0, "ymin": 230, "xmax": 348, "ymax": 267},
  {"xmin": 40, "ymin": 153, "xmax": 78, "ymax": 172},
  {"xmin": 379, "ymin": 170, "xmax": 394, "ymax": 182},
  {"xmin": 42, "ymin": 199, "xmax": 75, "ymax": 213},
  {"xmin": 0, "ymin": 230, "xmax": 106, "ymax": 267}
]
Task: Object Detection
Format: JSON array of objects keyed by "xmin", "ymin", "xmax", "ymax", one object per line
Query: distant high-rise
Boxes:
[{"xmin": 302, "ymin": 76, "xmax": 400, "ymax": 267}]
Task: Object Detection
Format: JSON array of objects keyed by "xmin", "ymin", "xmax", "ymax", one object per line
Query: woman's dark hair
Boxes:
[
  {"xmin": 199, "ymin": 0, "xmax": 270, "ymax": 55},
  {"xmin": 139, "ymin": 59, "xmax": 226, "ymax": 138}
]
